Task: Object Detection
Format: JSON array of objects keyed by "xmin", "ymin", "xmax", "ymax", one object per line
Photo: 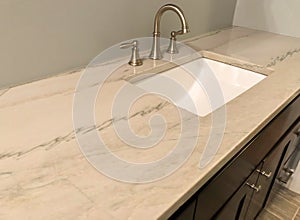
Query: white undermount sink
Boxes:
[{"xmin": 133, "ymin": 58, "xmax": 266, "ymax": 117}]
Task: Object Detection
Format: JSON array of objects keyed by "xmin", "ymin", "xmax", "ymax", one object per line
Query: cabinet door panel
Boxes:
[
  {"xmin": 169, "ymin": 198, "xmax": 196, "ymax": 220},
  {"xmin": 214, "ymin": 185, "xmax": 251, "ymax": 220},
  {"xmin": 247, "ymin": 130, "xmax": 295, "ymax": 219},
  {"xmin": 277, "ymin": 121, "xmax": 300, "ymax": 184},
  {"xmin": 213, "ymin": 167, "xmax": 261, "ymax": 220}
]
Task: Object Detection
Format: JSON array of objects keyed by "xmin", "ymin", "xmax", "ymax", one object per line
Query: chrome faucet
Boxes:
[{"xmin": 149, "ymin": 4, "xmax": 190, "ymax": 60}]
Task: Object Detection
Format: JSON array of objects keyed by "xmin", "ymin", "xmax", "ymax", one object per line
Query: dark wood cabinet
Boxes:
[
  {"xmin": 247, "ymin": 129, "xmax": 296, "ymax": 219},
  {"xmin": 214, "ymin": 164, "xmax": 262, "ymax": 220},
  {"xmin": 277, "ymin": 125, "xmax": 300, "ymax": 185},
  {"xmin": 171, "ymin": 197, "xmax": 196, "ymax": 220},
  {"xmin": 214, "ymin": 125, "xmax": 299, "ymax": 220},
  {"xmin": 170, "ymin": 95, "xmax": 300, "ymax": 220}
]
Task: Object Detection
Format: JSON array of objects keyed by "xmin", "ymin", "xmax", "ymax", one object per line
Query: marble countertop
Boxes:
[{"xmin": 1, "ymin": 27, "xmax": 300, "ymax": 220}]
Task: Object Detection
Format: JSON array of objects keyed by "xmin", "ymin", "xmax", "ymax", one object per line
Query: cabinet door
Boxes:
[
  {"xmin": 247, "ymin": 130, "xmax": 294, "ymax": 219},
  {"xmin": 169, "ymin": 198, "xmax": 196, "ymax": 220},
  {"xmin": 213, "ymin": 165, "xmax": 261, "ymax": 220},
  {"xmin": 277, "ymin": 121, "xmax": 300, "ymax": 184}
]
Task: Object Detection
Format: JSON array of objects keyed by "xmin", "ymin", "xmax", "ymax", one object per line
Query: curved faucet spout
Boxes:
[
  {"xmin": 153, "ymin": 4, "xmax": 189, "ymax": 37},
  {"xmin": 149, "ymin": 4, "xmax": 189, "ymax": 60}
]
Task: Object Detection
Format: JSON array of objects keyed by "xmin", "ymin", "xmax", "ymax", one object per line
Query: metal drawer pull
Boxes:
[
  {"xmin": 284, "ymin": 167, "xmax": 295, "ymax": 174},
  {"xmin": 278, "ymin": 168, "xmax": 295, "ymax": 183},
  {"xmin": 246, "ymin": 182, "xmax": 261, "ymax": 192},
  {"xmin": 256, "ymin": 169, "xmax": 272, "ymax": 178}
]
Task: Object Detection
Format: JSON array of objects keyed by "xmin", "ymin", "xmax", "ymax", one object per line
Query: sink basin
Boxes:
[{"xmin": 133, "ymin": 58, "xmax": 266, "ymax": 117}]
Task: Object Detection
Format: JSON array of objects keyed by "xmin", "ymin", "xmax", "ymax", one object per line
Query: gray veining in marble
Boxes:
[{"xmin": 0, "ymin": 27, "xmax": 300, "ymax": 220}]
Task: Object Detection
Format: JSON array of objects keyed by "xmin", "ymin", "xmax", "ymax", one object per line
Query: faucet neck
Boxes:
[
  {"xmin": 153, "ymin": 4, "xmax": 189, "ymax": 36},
  {"xmin": 149, "ymin": 4, "xmax": 189, "ymax": 60}
]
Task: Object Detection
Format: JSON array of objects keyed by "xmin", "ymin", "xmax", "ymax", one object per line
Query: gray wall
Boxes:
[
  {"xmin": 0, "ymin": 0, "xmax": 237, "ymax": 89},
  {"xmin": 234, "ymin": 0, "xmax": 300, "ymax": 38}
]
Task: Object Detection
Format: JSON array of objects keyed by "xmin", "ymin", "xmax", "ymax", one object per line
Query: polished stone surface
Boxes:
[{"xmin": 0, "ymin": 27, "xmax": 300, "ymax": 219}]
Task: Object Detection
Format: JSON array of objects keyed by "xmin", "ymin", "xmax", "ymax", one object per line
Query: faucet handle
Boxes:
[
  {"xmin": 120, "ymin": 40, "xmax": 143, "ymax": 66},
  {"xmin": 167, "ymin": 31, "xmax": 179, "ymax": 54},
  {"xmin": 120, "ymin": 40, "xmax": 137, "ymax": 49}
]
